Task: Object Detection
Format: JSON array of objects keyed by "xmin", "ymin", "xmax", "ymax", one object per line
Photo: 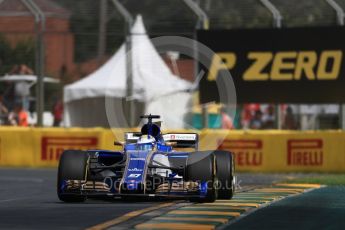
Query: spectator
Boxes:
[
  {"xmin": 18, "ymin": 64, "xmax": 34, "ymax": 75},
  {"xmin": 53, "ymin": 99, "xmax": 63, "ymax": 127},
  {"xmin": 282, "ymin": 106, "xmax": 298, "ymax": 130},
  {"xmin": 10, "ymin": 64, "xmax": 34, "ymax": 75},
  {"xmin": 250, "ymin": 110, "xmax": 263, "ymax": 129},
  {"xmin": 8, "ymin": 64, "xmax": 33, "ymax": 111},
  {"xmin": 220, "ymin": 107, "xmax": 234, "ymax": 129},
  {"xmin": 14, "ymin": 80, "xmax": 30, "ymax": 110},
  {"xmin": 7, "ymin": 110, "xmax": 17, "ymax": 126},
  {"xmin": 15, "ymin": 104, "xmax": 29, "ymax": 127},
  {"xmin": 248, "ymin": 103, "xmax": 260, "ymax": 112},
  {"xmin": 241, "ymin": 105, "xmax": 252, "ymax": 129},
  {"xmin": 241, "ymin": 103, "xmax": 261, "ymax": 129},
  {"xmin": 262, "ymin": 104, "xmax": 275, "ymax": 129}
]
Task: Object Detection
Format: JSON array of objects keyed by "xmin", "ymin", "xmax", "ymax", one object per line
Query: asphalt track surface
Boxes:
[
  {"xmin": 0, "ymin": 168, "xmax": 161, "ymax": 230},
  {"xmin": 0, "ymin": 168, "xmax": 302, "ymax": 230},
  {"xmin": 227, "ymin": 186, "xmax": 345, "ymax": 230}
]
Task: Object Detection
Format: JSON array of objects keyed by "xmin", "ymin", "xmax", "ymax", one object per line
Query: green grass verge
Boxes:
[{"xmin": 282, "ymin": 174, "xmax": 345, "ymax": 186}]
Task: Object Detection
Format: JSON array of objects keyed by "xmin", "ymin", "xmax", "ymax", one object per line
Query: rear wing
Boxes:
[
  {"xmin": 163, "ymin": 133, "xmax": 199, "ymax": 150},
  {"xmin": 125, "ymin": 132, "xmax": 199, "ymax": 150}
]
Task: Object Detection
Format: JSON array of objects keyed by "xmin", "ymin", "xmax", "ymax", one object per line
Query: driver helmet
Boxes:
[{"xmin": 137, "ymin": 135, "xmax": 155, "ymax": 151}]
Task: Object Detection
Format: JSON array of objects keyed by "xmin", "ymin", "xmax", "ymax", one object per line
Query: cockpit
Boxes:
[
  {"xmin": 136, "ymin": 135, "xmax": 156, "ymax": 151},
  {"xmin": 123, "ymin": 115, "xmax": 173, "ymax": 153},
  {"xmin": 136, "ymin": 144, "xmax": 154, "ymax": 151},
  {"xmin": 140, "ymin": 123, "xmax": 162, "ymax": 141}
]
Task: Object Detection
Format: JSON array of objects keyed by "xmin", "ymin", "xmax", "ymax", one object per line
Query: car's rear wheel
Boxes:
[
  {"xmin": 215, "ymin": 150, "xmax": 235, "ymax": 199},
  {"xmin": 186, "ymin": 151, "xmax": 218, "ymax": 203},
  {"xmin": 57, "ymin": 150, "xmax": 89, "ymax": 202}
]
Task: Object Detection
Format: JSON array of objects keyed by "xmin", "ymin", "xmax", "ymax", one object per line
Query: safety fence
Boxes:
[{"xmin": 0, "ymin": 127, "xmax": 344, "ymax": 172}]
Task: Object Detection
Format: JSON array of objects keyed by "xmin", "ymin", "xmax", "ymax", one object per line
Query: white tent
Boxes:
[{"xmin": 64, "ymin": 15, "xmax": 192, "ymax": 128}]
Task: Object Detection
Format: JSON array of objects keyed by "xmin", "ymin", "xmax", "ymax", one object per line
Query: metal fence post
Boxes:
[
  {"xmin": 98, "ymin": 0, "xmax": 108, "ymax": 62},
  {"xmin": 326, "ymin": 0, "xmax": 345, "ymax": 26},
  {"xmin": 260, "ymin": 0, "xmax": 283, "ymax": 129},
  {"xmin": 259, "ymin": 0, "xmax": 283, "ymax": 28},
  {"xmin": 111, "ymin": 0, "xmax": 134, "ymax": 127},
  {"xmin": 325, "ymin": 0, "xmax": 345, "ymax": 129},
  {"xmin": 23, "ymin": 0, "xmax": 45, "ymax": 127},
  {"xmin": 183, "ymin": 0, "xmax": 209, "ymax": 30},
  {"xmin": 182, "ymin": 0, "xmax": 209, "ymax": 128}
]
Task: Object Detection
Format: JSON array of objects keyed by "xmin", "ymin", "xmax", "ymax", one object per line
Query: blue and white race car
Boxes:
[{"xmin": 57, "ymin": 115, "xmax": 235, "ymax": 203}]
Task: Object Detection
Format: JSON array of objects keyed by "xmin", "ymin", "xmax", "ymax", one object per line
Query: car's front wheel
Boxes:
[
  {"xmin": 215, "ymin": 150, "xmax": 235, "ymax": 199},
  {"xmin": 186, "ymin": 151, "xmax": 218, "ymax": 203},
  {"xmin": 57, "ymin": 150, "xmax": 89, "ymax": 202}
]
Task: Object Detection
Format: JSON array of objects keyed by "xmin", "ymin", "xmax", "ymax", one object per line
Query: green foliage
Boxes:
[
  {"xmin": 0, "ymin": 34, "xmax": 35, "ymax": 75},
  {"xmin": 0, "ymin": 35, "xmax": 14, "ymax": 75},
  {"xmin": 0, "ymin": 35, "xmax": 35, "ymax": 94},
  {"xmin": 11, "ymin": 40, "xmax": 35, "ymax": 70},
  {"xmin": 58, "ymin": 0, "xmax": 101, "ymax": 62},
  {"xmin": 283, "ymin": 174, "xmax": 345, "ymax": 186}
]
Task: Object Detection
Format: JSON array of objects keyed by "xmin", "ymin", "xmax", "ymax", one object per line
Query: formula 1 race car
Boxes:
[{"xmin": 57, "ymin": 115, "xmax": 235, "ymax": 203}]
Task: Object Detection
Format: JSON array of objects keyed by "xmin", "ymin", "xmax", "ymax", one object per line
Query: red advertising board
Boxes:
[
  {"xmin": 287, "ymin": 139, "xmax": 323, "ymax": 166},
  {"xmin": 218, "ymin": 140, "xmax": 263, "ymax": 166},
  {"xmin": 41, "ymin": 137, "xmax": 98, "ymax": 161}
]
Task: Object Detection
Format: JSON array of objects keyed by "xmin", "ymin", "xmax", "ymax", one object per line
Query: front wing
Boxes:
[{"xmin": 60, "ymin": 180, "xmax": 208, "ymax": 199}]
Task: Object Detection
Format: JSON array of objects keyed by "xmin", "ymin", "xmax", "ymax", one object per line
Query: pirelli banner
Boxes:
[
  {"xmin": 198, "ymin": 27, "xmax": 345, "ymax": 103},
  {"xmin": 0, "ymin": 127, "xmax": 344, "ymax": 172},
  {"xmin": 200, "ymin": 130, "xmax": 345, "ymax": 172},
  {"xmin": 0, "ymin": 127, "xmax": 118, "ymax": 167}
]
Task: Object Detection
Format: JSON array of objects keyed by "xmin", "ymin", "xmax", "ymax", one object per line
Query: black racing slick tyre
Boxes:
[
  {"xmin": 215, "ymin": 150, "xmax": 235, "ymax": 199},
  {"xmin": 57, "ymin": 150, "xmax": 89, "ymax": 202},
  {"xmin": 186, "ymin": 151, "xmax": 218, "ymax": 203}
]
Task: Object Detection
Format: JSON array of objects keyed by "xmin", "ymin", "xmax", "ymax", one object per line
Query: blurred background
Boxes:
[{"xmin": 0, "ymin": 0, "xmax": 344, "ymax": 130}]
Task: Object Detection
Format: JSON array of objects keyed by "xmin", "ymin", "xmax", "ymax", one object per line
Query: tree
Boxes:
[
  {"xmin": 0, "ymin": 35, "xmax": 35, "ymax": 76},
  {"xmin": 0, "ymin": 35, "xmax": 14, "ymax": 75}
]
